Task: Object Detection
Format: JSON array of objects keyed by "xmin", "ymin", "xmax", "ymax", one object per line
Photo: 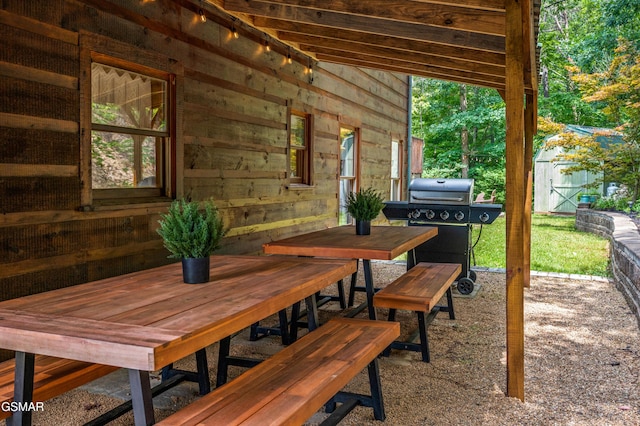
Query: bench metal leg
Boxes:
[
  {"xmin": 445, "ymin": 287, "xmax": 456, "ymax": 319},
  {"xmin": 417, "ymin": 311, "xmax": 430, "ymax": 362},
  {"xmin": 368, "ymin": 358, "xmax": 386, "ymax": 420},
  {"xmin": 8, "ymin": 351, "xmax": 35, "ymax": 426},
  {"xmin": 382, "ymin": 309, "xmax": 397, "ymax": 357},
  {"xmin": 321, "ymin": 358, "xmax": 386, "ymax": 424}
]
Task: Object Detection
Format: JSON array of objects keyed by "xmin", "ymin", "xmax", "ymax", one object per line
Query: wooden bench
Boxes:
[
  {"xmin": 0, "ymin": 355, "xmax": 118, "ymax": 420},
  {"xmin": 157, "ymin": 317, "xmax": 399, "ymax": 426},
  {"xmin": 373, "ymin": 262, "xmax": 462, "ymax": 362}
]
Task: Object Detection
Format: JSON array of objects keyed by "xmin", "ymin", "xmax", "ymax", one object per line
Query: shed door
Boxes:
[{"xmin": 548, "ymin": 161, "xmax": 584, "ymax": 213}]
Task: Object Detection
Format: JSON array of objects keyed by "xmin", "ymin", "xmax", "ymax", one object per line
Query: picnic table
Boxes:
[
  {"xmin": 0, "ymin": 255, "xmax": 356, "ymax": 425},
  {"xmin": 263, "ymin": 225, "xmax": 438, "ymax": 320}
]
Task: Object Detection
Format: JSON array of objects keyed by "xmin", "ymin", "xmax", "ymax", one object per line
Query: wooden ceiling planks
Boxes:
[{"xmin": 212, "ymin": 0, "xmax": 539, "ymax": 92}]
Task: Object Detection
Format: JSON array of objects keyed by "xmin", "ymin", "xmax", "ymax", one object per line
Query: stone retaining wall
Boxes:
[{"xmin": 576, "ymin": 208, "xmax": 640, "ymax": 325}]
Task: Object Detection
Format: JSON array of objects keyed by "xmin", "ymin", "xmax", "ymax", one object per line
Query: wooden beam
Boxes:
[
  {"xmin": 292, "ymin": 36, "xmax": 506, "ymax": 78},
  {"xmin": 269, "ymin": 20, "xmax": 506, "ymax": 66},
  {"xmin": 225, "ymin": 0, "xmax": 506, "ymax": 35},
  {"xmin": 504, "ymin": 0, "xmax": 526, "ymax": 401},
  {"xmin": 228, "ymin": 0, "xmax": 506, "ymax": 52},
  {"xmin": 316, "ymin": 55, "xmax": 505, "ymax": 91}
]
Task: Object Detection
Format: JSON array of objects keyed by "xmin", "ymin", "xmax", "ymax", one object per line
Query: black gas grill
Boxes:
[{"xmin": 383, "ymin": 178, "xmax": 502, "ymax": 294}]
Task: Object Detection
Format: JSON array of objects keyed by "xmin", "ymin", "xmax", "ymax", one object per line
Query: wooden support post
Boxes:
[
  {"xmin": 524, "ymin": 94, "xmax": 536, "ymax": 288},
  {"xmin": 505, "ymin": 0, "xmax": 526, "ymax": 401}
]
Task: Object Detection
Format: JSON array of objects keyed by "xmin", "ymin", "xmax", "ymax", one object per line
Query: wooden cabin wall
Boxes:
[{"xmin": 0, "ymin": 0, "xmax": 409, "ymax": 310}]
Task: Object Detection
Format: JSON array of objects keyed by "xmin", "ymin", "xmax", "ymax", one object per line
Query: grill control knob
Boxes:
[
  {"xmin": 425, "ymin": 209, "xmax": 435, "ymax": 220},
  {"xmin": 440, "ymin": 211, "xmax": 449, "ymax": 220},
  {"xmin": 455, "ymin": 211, "xmax": 465, "ymax": 221},
  {"xmin": 479, "ymin": 212, "xmax": 490, "ymax": 222},
  {"xmin": 411, "ymin": 209, "xmax": 421, "ymax": 219}
]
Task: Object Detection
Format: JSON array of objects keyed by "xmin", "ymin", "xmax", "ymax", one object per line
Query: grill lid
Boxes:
[{"xmin": 409, "ymin": 178, "xmax": 474, "ymax": 205}]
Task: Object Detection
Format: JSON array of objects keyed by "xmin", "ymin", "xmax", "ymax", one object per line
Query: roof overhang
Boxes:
[{"xmin": 207, "ymin": 0, "xmax": 540, "ymax": 93}]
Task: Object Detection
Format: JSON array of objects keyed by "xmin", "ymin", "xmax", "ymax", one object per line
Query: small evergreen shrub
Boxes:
[
  {"xmin": 157, "ymin": 199, "xmax": 225, "ymax": 259},
  {"xmin": 345, "ymin": 187, "xmax": 385, "ymax": 221}
]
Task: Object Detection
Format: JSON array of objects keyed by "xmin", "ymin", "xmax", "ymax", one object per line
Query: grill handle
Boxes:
[{"xmin": 411, "ymin": 196, "xmax": 464, "ymax": 202}]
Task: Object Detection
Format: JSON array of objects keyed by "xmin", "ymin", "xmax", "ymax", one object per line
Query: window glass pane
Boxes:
[
  {"xmin": 290, "ymin": 149, "xmax": 299, "ymax": 178},
  {"xmin": 339, "ymin": 179, "xmax": 354, "ymax": 225},
  {"xmin": 290, "ymin": 115, "xmax": 306, "ymax": 148},
  {"xmin": 91, "ymin": 63, "xmax": 166, "ymax": 132},
  {"xmin": 91, "ymin": 131, "xmax": 158, "ymax": 189},
  {"xmin": 391, "ymin": 140, "xmax": 399, "ymax": 179},
  {"xmin": 340, "ymin": 128, "xmax": 355, "ymax": 177}
]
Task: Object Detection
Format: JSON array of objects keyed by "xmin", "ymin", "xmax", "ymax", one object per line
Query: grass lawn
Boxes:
[{"xmin": 471, "ymin": 214, "xmax": 610, "ymax": 277}]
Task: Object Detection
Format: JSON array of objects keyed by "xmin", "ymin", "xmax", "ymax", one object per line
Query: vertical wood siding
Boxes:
[{"xmin": 0, "ymin": 1, "xmax": 409, "ymax": 308}]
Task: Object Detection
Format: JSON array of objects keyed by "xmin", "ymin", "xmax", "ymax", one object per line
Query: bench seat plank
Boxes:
[
  {"xmin": 374, "ymin": 262, "xmax": 462, "ymax": 312},
  {"xmin": 0, "ymin": 355, "xmax": 118, "ymax": 420},
  {"xmin": 157, "ymin": 318, "xmax": 399, "ymax": 426}
]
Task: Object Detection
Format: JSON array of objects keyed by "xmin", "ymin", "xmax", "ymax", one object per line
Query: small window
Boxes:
[
  {"xmin": 339, "ymin": 126, "xmax": 359, "ymax": 225},
  {"xmin": 288, "ymin": 111, "xmax": 313, "ymax": 186},
  {"xmin": 90, "ymin": 58, "xmax": 173, "ymax": 201},
  {"xmin": 390, "ymin": 140, "xmax": 402, "ymax": 201}
]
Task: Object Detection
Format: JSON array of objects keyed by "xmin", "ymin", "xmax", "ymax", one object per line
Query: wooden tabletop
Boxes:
[
  {"xmin": 263, "ymin": 225, "xmax": 438, "ymax": 260},
  {"xmin": 0, "ymin": 255, "xmax": 356, "ymax": 372}
]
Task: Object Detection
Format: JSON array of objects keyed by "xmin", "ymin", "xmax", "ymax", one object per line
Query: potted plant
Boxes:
[
  {"xmin": 345, "ymin": 187, "xmax": 385, "ymax": 235},
  {"xmin": 157, "ymin": 199, "xmax": 225, "ymax": 283}
]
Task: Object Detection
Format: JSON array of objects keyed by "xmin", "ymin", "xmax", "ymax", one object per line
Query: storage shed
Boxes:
[{"xmin": 534, "ymin": 125, "xmax": 622, "ymax": 213}]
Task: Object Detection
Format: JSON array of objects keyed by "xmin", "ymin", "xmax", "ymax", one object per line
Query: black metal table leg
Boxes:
[
  {"xmin": 8, "ymin": 351, "xmax": 35, "ymax": 426},
  {"xmin": 128, "ymin": 369, "xmax": 154, "ymax": 426},
  {"xmin": 363, "ymin": 259, "xmax": 377, "ymax": 320},
  {"xmin": 216, "ymin": 336, "xmax": 231, "ymax": 387},
  {"xmin": 304, "ymin": 294, "xmax": 319, "ymax": 331}
]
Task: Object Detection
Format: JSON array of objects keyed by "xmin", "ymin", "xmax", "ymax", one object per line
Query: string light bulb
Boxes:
[
  {"xmin": 287, "ymin": 51, "xmax": 292, "ymax": 64},
  {"xmin": 231, "ymin": 25, "xmax": 239, "ymax": 39},
  {"xmin": 198, "ymin": 8, "xmax": 206, "ymax": 23},
  {"xmin": 264, "ymin": 40, "xmax": 271, "ymax": 52}
]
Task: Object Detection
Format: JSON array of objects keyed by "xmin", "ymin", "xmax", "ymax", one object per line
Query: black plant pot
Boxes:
[
  {"xmin": 355, "ymin": 220, "xmax": 371, "ymax": 235},
  {"xmin": 181, "ymin": 257, "xmax": 210, "ymax": 284}
]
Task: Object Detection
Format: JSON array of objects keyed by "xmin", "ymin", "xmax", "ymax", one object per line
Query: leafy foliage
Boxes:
[
  {"xmin": 566, "ymin": 39, "xmax": 640, "ymax": 202},
  {"xmin": 412, "ymin": 78, "xmax": 506, "ymax": 198},
  {"xmin": 345, "ymin": 187, "xmax": 385, "ymax": 221},
  {"xmin": 157, "ymin": 199, "xmax": 225, "ymax": 259}
]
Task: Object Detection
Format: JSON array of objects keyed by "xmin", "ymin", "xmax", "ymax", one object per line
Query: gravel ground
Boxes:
[{"xmin": 22, "ymin": 262, "xmax": 640, "ymax": 426}]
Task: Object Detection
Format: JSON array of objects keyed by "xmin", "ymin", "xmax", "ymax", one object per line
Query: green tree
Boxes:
[
  {"xmin": 544, "ymin": 39, "xmax": 640, "ymax": 203},
  {"xmin": 412, "ymin": 78, "xmax": 506, "ymax": 200}
]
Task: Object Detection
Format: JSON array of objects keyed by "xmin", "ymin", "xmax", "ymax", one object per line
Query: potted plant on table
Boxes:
[
  {"xmin": 345, "ymin": 187, "xmax": 385, "ymax": 235},
  {"xmin": 157, "ymin": 199, "xmax": 225, "ymax": 283}
]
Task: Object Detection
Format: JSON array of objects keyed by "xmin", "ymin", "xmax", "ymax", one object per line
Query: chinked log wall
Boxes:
[
  {"xmin": 576, "ymin": 208, "xmax": 640, "ymax": 325},
  {"xmin": 0, "ymin": 0, "xmax": 410, "ymax": 361}
]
